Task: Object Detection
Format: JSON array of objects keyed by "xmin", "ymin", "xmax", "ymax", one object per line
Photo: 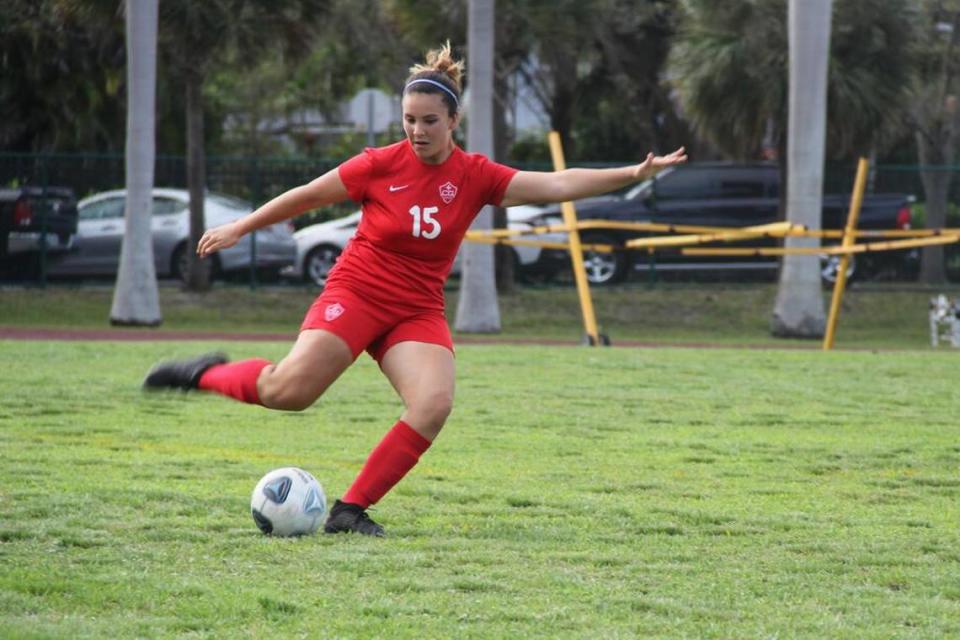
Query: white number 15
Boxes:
[{"xmin": 408, "ymin": 205, "xmax": 441, "ymax": 239}]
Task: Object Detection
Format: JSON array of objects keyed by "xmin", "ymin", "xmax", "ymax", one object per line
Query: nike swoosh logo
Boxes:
[{"xmin": 389, "ymin": 184, "xmax": 409, "ymax": 192}]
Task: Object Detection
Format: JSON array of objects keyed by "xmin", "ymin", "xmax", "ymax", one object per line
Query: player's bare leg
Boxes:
[
  {"xmin": 325, "ymin": 341, "xmax": 454, "ymax": 536},
  {"xmin": 379, "ymin": 341, "xmax": 455, "ymax": 441},
  {"xmin": 143, "ymin": 329, "xmax": 353, "ymax": 411},
  {"xmin": 254, "ymin": 329, "xmax": 353, "ymax": 411}
]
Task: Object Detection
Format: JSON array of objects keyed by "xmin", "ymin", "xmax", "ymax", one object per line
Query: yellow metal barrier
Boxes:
[
  {"xmin": 466, "ymin": 219, "xmax": 960, "ymax": 245},
  {"xmin": 459, "ymin": 143, "xmax": 960, "ymax": 348},
  {"xmin": 625, "ymin": 222, "xmax": 801, "ymax": 250},
  {"xmin": 823, "ymin": 158, "xmax": 868, "ymax": 350},
  {"xmin": 681, "ymin": 234, "xmax": 960, "ymax": 257},
  {"xmin": 810, "ymin": 227, "xmax": 960, "ymax": 239},
  {"xmin": 463, "ymin": 236, "xmax": 613, "ymax": 252},
  {"xmin": 547, "ymin": 131, "xmax": 604, "ymax": 345}
]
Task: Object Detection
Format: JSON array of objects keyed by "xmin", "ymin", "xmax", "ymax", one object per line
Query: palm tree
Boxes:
[
  {"xmin": 912, "ymin": 3, "xmax": 960, "ymax": 284},
  {"xmin": 455, "ymin": 0, "xmax": 501, "ymax": 333},
  {"xmin": 110, "ymin": 0, "xmax": 161, "ymax": 326},
  {"xmin": 158, "ymin": 0, "xmax": 326, "ymax": 291},
  {"xmin": 770, "ymin": 0, "xmax": 832, "ymax": 338},
  {"xmin": 668, "ymin": 0, "xmax": 915, "ymax": 337},
  {"xmin": 669, "ymin": 0, "xmax": 914, "ymax": 163}
]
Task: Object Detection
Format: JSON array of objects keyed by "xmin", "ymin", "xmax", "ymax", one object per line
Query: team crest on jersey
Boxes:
[
  {"xmin": 439, "ymin": 181, "xmax": 458, "ymax": 204},
  {"xmin": 324, "ymin": 302, "xmax": 345, "ymax": 322}
]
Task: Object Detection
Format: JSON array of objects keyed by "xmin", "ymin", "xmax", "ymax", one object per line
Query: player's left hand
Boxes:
[
  {"xmin": 197, "ymin": 221, "xmax": 243, "ymax": 258},
  {"xmin": 633, "ymin": 147, "xmax": 687, "ymax": 180}
]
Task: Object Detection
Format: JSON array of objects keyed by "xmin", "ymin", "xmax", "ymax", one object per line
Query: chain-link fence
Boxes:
[
  {"xmin": 0, "ymin": 152, "xmax": 353, "ymax": 288},
  {"xmin": 2, "ymin": 153, "xmax": 959, "ymax": 287},
  {"xmin": 0, "ymin": 152, "xmax": 351, "ymax": 222}
]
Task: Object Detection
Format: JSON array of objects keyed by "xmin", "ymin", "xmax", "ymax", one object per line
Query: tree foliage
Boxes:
[
  {"xmin": 0, "ymin": 0, "xmax": 126, "ymax": 152},
  {"xmin": 3, "ymin": 0, "xmax": 684, "ymax": 162},
  {"xmin": 909, "ymin": 0, "xmax": 960, "ymax": 283},
  {"xmin": 207, "ymin": 0, "xmax": 411, "ymax": 157},
  {"xmin": 1, "ymin": 0, "xmax": 945, "ymax": 170},
  {"xmin": 668, "ymin": 0, "xmax": 786, "ymax": 160},
  {"xmin": 153, "ymin": 0, "xmax": 330, "ymax": 291},
  {"xmin": 388, "ymin": 0, "xmax": 684, "ymax": 162},
  {"xmin": 668, "ymin": 0, "xmax": 916, "ymax": 162},
  {"xmin": 571, "ymin": 0, "xmax": 686, "ymax": 160}
]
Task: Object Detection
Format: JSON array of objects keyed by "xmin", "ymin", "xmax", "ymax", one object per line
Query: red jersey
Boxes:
[{"xmin": 328, "ymin": 140, "xmax": 517, "ymax": 311}]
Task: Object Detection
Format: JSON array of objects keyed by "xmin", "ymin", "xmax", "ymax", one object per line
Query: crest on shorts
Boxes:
[
  {"xmin": 324, "ymin": 302, "xmax": 345, "ymax": 322},
  {"xmin": 439, "ymin": 181, "xmax": 458, "ymax": 204}
]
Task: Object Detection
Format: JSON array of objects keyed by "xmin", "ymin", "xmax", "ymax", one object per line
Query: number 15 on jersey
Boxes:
[{"xmin": 408, "ymin": 205, "xmax": 441, "ymax": 239}]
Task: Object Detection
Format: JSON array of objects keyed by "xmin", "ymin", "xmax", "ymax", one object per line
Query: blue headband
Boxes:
[{"xmin": 404, "ymin": 78, "xmax": 459, "ymax": 108}]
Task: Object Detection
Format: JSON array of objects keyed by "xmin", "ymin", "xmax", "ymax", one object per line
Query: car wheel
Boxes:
[
  {"xmin": 820, "ymin": 254, "xmax": 856, "ymax": 284},
  {"xmin": 304, "ymin": 245, "xmax": 341, "ymax": 286},
  {"xmin": 172, "ymin": 245, "xmax": 188, "ymax": 283},
  {"xmin": 580, "ymin": 233, "xmax": 626, "ymax": 285}
]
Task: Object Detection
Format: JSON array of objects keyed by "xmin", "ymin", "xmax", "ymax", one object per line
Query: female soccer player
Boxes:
[{"xmin": 144, "ymin": 43, "xmax": 687, "ymax": 536}]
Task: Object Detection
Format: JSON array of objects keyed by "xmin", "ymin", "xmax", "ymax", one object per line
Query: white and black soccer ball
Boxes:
[{"xmin": 250, "ymin": 467, "xmax": 327, "ymax": 537}]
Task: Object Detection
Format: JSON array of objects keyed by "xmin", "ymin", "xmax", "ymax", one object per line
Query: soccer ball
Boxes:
[{"xmin": 250, "ymin": 467, "xmax": 327, "ymax": 537}]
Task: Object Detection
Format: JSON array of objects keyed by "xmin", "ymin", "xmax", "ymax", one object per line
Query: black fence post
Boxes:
[
  {"xmin": 38, "ymin": 154, "xmax": 49, "ymax": 288},
  {"xmin": 645, "ymin": 249, "xmax": 657, "ymax": 289},
  {"xmin": 249, "ymin": 156, "xmax": 262, "ymax": 291}
]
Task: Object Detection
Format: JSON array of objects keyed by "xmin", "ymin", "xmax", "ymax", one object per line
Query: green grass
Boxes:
[
  {"xmin": 1, "ymin": 339, "xmax": 959, "ymax": 638},
  {"xmin": 2, "ymin": 281, "xmax": 958, "ymax": 348}
]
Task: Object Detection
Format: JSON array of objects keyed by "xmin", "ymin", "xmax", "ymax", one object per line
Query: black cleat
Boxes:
[
  {"xmin": 324, "ymin": 499, "xmax": 385, "ymax": 537},
  {"xmin": 142, "ymin": 352, "xmax": 228, "ymax": 391}
]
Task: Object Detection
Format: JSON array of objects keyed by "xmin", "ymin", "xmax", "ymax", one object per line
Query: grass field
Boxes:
[
  {"xmin": 1, "ymin": 334, "xmax": 959, "ymax": 637},
  {"xmin": 2, "ymin": 281, "xmax": 960, "ymax": 348}
]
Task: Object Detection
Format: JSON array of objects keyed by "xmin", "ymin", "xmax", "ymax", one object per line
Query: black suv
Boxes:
[{"xmin": 536, "ymin": 164, "xmax": 915, "ymax": 284}]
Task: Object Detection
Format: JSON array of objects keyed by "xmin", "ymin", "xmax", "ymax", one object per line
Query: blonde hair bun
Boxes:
[{"xmin": 408, "ymin": 41, "xmax": 465, "ymax": 92}]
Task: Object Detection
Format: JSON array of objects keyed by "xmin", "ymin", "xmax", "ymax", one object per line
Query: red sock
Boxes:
[
  {"xmin": 342, "ymin": 421, "xmax": 432, "ymax": 508},
  {"xmin": 197, "ymin": 358, "xmax": 271, "ymax": 405}
]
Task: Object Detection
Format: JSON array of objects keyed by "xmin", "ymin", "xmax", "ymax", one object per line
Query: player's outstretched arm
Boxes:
[
  {"xmin": 500, "ymin": 147, "xmax": 687, "ymax": 208},
  {"xmin": 197, "ymin": 168, "xmax": 351, "ymax": 258}
]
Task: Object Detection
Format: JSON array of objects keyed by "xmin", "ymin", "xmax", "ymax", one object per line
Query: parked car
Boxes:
[
  {"xmin": 0, "ymin": 186, "xmax": 78, "ymax": 276},
  {"xmin": 498, "ymin": 204, "xmax": 570, "ymax": 280},
  {"xmin": 533, "ymin": 163, "xmax": 917, "ymax": 284},
  {"xmin": 284, "ymin": 205, "xmax": 568, "ymax": 286},
  {"xmin": 284, "ymin": 211, "xmax": 362, "ymax": 286},
  {"xmin": 47, "ymin": 188, "xmax": 296, "ymax": 282}
]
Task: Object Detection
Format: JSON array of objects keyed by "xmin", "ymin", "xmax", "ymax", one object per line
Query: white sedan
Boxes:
[{"xmin": 285, "ymin": 206, "xmax": 568, "ymax": 286}]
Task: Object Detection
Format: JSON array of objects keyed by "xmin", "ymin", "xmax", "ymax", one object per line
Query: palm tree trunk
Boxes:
[
  {"xmin": 493, "ymin": 64, "xmax": 514, "ymax": 292},
  {"xmin": 185, "ymin": 71, "xmax": 211, "ymax": 291},
  {"xmin": 455, "ymin": 0, "xmax": 500, "ymax": 333},
  {"xmin": 915, "ymin": 115, "xmax": 956, "ymax": 284},
  {"xmin": 915, "ymin": 10, "xmax": 960, "ymax": 284},
  {"xmin": 771, "ymin": 0, "xmax": 831, "ymax": 338},
  {"xmin": 110, "ymin": 0, "xmax": 161, "ymax": 327},
  {"xmin": 916, "ymin": 143, "xmax": 950, "ymax": 284},
  {"xmin": 548, "ymin": 51, "xmax": 578, "ymax": 159}
]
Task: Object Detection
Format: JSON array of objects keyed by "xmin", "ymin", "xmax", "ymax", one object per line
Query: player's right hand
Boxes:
[{"xmin": 197, "ymin": 222, "xmax": 243, "ymax": 257}]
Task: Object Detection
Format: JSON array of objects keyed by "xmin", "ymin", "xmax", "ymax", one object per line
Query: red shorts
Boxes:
[{"xmin": 300, "ymin": 286, "xmax": 453, "ymax": 363}]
